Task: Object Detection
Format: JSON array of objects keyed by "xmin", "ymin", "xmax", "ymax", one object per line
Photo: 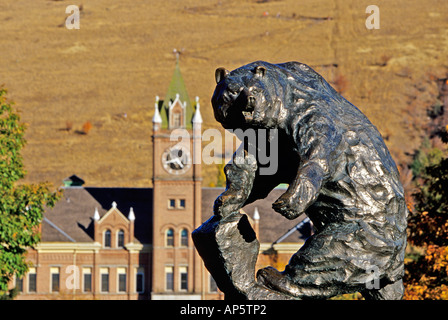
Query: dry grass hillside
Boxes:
[{"xmin": 1, "ymin": 0, "xmax": 447, "ymax": 189}]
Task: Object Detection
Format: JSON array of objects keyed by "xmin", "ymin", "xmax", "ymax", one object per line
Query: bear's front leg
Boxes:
[
  {"xmin": 273, "ymin": 161, "xmax": 326, "ymax": 220},
  {"xmin": 213, "ymin": 146, "xmax": 258, "ymax": 218}
]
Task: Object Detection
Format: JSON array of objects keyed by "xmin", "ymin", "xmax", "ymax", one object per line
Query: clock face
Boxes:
[{"xmin": 162, "ymin": 145, "xmax": 191, "ymax": 175}]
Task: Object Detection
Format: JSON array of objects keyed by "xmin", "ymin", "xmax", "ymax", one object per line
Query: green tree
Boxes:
[
  {"xmin": 410, "ymin": 136, "xmax": 444, "ymax": 178},
  {"xmin": 0, "ymin": 88, "xmax": 60, "ymax": 298},
  {"xmin": 404, "ymin": 127, "xmax": 448, "ymax": 299}
]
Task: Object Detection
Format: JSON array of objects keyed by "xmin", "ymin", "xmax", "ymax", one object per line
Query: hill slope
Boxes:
[{"xmin": 1, "ymin": 0, "xmax": 447, "ymax": 188}]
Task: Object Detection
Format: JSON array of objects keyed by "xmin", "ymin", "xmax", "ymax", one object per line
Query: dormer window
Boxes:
[{"xmin": 117, "ymin": 229, "xmax": 125, "ymax": 247}]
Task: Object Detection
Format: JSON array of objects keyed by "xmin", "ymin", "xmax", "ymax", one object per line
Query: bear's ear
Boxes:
[
  {"xmin": 215, "ymin": 67, "xmax": 229, "ymax": 84},
  {"xmin": 254, "ymin": 66, "xmax": 266, "ymax": 78}
]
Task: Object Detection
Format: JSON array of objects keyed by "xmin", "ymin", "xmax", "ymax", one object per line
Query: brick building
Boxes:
[{"xmin": 11, "ymin": 61, "xmax": 310, "ymax": 300}]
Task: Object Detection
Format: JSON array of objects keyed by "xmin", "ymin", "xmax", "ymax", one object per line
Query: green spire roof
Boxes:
[{"xmin": 160, "ymin": 59, "xmax": 193, "ymax": 129}]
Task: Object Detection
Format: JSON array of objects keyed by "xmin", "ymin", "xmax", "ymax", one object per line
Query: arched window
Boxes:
[
  {"xmin": 166, "ymin": 228, "xmax": 174, "ymax": 247},
  {"xmin": 117, "ymin": 229, "xmax": 125, "ymax": 247},
  {"xmin": 180, "ymin": 229, "xmax": 188, "ymax": 247},
  {"xmin": 172, "ymin": 111, "xmax": 182, "ymax": 128},
  {"xmin": 104, "ymin": 229, "xmax": 111, "ymax": 248}
]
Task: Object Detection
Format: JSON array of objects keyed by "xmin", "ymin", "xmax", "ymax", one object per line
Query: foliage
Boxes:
[
  {"xmin": 0, "ymin": 88, "xmax": 60, "ymax": 299},
  {"xmin": 410, "ymin": 136, "xmax": 444, "ymax": 178},
  {"xmin": 408, "ymin": 158, "xmax": 448, "ymax": 247},
  {"xmin": 404, "ymin": 245, "xmax": 448, "ymax": 300},
  {"xmin": 404, "ymin": 132, "xmax": 448, "ymax": 299}
]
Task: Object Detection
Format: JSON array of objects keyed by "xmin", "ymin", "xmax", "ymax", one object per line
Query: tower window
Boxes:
[
  {"xmin": 168, "ymin": 199, "xmax": 176, "ymax": 209},
  {"xmin": 173, "ymin": 112, "xmax": 182, "ymax": 128},
  {"xmin": 179, "ymin": 199, "xmax": 186, "ymax": 209},
  {"xmin": 180, "ymin": 229, "xmax": 188, "ymax": 247},
  {"xmin": 166, "ymin": 228, "xmax": 174, "ymax": 247}
]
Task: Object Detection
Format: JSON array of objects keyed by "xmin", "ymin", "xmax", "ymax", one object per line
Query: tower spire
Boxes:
[
  {"xmin": 192, "ymin": 96, "xmax": 203, "ymax": 124},
  {"xmin": 153, "ymin": 96, "xmax": 162, "ymax": 125},
  {"xmin": 158, "ymin": 55, "xmax": 193, "ymax": 129}
]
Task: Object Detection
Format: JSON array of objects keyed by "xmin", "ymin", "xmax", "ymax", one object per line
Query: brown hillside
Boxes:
[{"xmin": 1, "ymin": 0, "xmax": 447, "ymax": 189}]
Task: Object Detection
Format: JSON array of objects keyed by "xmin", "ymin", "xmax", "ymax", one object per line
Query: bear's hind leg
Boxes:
[
  {"xmin": 257, "ymin": 222, "xmax": 382, "ymax": 299},
  {"xmin": 257, "ymin": 266, "xmax": 351, "ymax": 299}
]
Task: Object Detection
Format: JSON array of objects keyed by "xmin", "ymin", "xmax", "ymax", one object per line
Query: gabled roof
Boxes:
[
  {"xmin": 42, "ymin": 187, "xmax": 153, "ymax": 244},
  {"xmin": 97, "ymin": 201, "xmax": 131, "ymax": 225}
]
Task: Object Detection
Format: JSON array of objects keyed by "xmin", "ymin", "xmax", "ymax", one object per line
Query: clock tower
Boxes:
[{"xmin": 151, "ymin": 59, "xmax": 203, "ymax": 299}]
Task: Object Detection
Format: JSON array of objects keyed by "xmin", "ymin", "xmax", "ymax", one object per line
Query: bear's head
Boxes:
[
  {"xmin": 211, "ymin": 61, "xmax": 285, "ymax": 130},
  {"xmin": 211, "ymin": 61, "xmax": 344, "ymax": 131}
]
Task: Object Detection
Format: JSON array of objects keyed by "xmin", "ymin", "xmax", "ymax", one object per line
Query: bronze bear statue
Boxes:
[{"xmin": 211, "ymin": 61, "xmax": 408, "ymax": 299}]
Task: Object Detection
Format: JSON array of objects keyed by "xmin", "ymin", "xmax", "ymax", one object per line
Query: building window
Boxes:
[
  {"xmin": 117, "ymin": 229, "xmax": 125, "ymax": 247},
  {"xmin": 180, "ymin": 229, "xmax": 188, "ymax": 247},
  {"xmin": 100, "ymin": 268, "xmax": 109, "ymax": 293},
  {"xmin": 15, "ymin": 276, "xmax": 23, "ymax": 293},
  {"xmin": 168, "ymin": 199, "xmax": 176, "ymax": 209},
  {"xmin": 172, "ymin": 111, "xmax": 182, "ymax": 128},
  {"xmin": 50, "ymin": 267, "xmax": 60, "ymax": 292},
  {"xmin": 165, "ymin": 266, "xmax": 174, "ymax": 291},
  {"xmin": 179, "ymin": 266, "xmax": 188, "ymax": 291},
  {"xmin": 28, "ymin": 268, "xmax": 36, "ymax": 293},
  {"xmin": 82, "ymin": 268, "xmax": 92, "ymax": 293},
  {"xmin": 117, "ymin": 268, "xmax": 127, "ymax": 293},
  {"xmin": 135, "ymin": 268, "xmax": 145, "ymax": 293},
  {"xmin": 179, "ymin": 199, "xmax": 186, "ymax": 209},
  {"xmin": 166, "ymin": 228, "xmax": 174, "ymax": 247},
  {"xmin": 104, "ymin": 229, "xmax": 111, "ymax": 248},
  {"xmin": 209, "ymin": 274, "xmax": 218, "ymax": 293}
]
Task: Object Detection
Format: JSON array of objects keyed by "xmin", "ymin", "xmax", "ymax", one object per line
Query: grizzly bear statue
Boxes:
[{"xmin": 209, "ymin": 61, "xmax": 408, "ymax": 300}]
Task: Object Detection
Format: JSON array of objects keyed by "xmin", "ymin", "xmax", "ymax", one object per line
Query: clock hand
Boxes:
[
  {"xmin": 174, "ymin": 157, "xmax": 184, "ymax": 168},
  {"xmin": 166, "ymin": 157, "xmax": 184, "ymax": 169}
]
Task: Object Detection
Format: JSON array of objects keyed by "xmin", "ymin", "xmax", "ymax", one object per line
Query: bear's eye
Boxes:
[{"xmin": 227, "ymin": 83, "xmax": 242, "ymax": 96}]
